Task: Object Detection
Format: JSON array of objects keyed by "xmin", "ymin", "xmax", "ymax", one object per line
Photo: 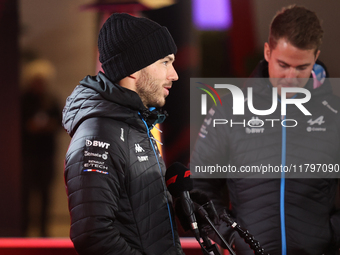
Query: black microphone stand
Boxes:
[
  {"xmin": 200, "ymin": 235, "xmax": 222, "ymax": 255},
  {"xmin": 195, "ymin": 204, "xmax": 236, "ymax": 255},
  {"xmin": 219, "ymin": 210, "xmax": 270, "ymax": 255}
]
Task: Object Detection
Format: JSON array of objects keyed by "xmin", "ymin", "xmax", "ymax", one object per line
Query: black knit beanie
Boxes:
[{"xmin": 98, "ymin": 13, "xmax": 177, "ymax": 83}]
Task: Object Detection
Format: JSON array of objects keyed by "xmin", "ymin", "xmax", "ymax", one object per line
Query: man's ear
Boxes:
[
  {"xmin": 119, "ymin": 70, "xmax": 141, "ymax": 92},
  {"xmin": 264, "ymin": 42, "xmax": 271, "ymax": 62},
  {"xmin": 315, "ymin": 50, "xmax": 320, "ymax": 62},
  {"xmin": 129, "ymin": 70, "xmax": 141, "ymax": 80}
]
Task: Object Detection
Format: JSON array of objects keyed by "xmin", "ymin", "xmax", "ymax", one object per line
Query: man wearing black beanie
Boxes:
[{"xmin": 62, "ymin": 13, "xmax": 183, "ymax": 255}]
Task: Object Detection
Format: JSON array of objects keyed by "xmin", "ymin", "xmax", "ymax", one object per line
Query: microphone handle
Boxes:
[{"xmin": 181, "ymin": 191, "xmax": 200, "ymax": 241}]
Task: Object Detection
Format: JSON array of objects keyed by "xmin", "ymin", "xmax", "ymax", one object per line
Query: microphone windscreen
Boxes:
[{"xmin": 165, "ymin": 162, "xmax": 193, "ymax": 197}]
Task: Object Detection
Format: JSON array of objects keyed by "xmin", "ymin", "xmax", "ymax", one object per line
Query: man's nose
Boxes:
[
  {"xmin": 286, "ymin": 67, "xmax": 298, "ymax": 79},
  {"xmin": 168, "ymin": 65, "xmax": 179, "ymax": 81}
]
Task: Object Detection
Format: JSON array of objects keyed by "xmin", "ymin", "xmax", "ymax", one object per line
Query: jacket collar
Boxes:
[{"xmin": 80, "ymin": 72, "xmax": 166, "ymax": 128}]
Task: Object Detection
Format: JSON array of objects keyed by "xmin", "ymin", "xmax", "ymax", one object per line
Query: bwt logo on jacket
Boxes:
[{"xmin": 86, "ymin": 139, "xmax": 110, "ymax": 149}]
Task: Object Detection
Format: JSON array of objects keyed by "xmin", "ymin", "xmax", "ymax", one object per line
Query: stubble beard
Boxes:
[{"xmin": 136, "ymin": 69, "xmax": 170, "ymax": 108}]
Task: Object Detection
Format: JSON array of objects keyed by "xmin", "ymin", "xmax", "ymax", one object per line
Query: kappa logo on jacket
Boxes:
[
  {"xmin": 135, "ymin": 143, "xmax": 145, "ymax": 153},
  {"xmin": 134, "ymin": 143, "xmax": 149, "ymax": 162}
]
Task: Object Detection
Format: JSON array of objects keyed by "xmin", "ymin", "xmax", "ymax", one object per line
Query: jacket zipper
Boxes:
[
  {"xmin": 280, "ymin": 114, "xmax": 287, "ymax": 255},
  {"xmin": 139, "ymin": 113, "xmax": 176, "ymax": 247},
  {"xmin": 280, "ymin": 93, "xmax": 298, "ymax": 254}
]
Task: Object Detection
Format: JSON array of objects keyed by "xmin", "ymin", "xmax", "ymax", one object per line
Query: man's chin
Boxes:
[{"xmin": 148, "ymin": 100, "xmax": 166, "ymax": 109}]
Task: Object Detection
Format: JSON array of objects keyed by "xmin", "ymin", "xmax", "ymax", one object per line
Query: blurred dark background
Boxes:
[{"xmin": 1, "ymin": 0, "xmax": 340, "ymax": 237}]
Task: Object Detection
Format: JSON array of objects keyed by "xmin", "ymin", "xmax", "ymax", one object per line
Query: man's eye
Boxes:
[{"xmin": 279, "ymin": 64, "xmax": 288, "ymax": 68}]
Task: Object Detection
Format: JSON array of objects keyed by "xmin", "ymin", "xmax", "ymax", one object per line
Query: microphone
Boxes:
[
  {"xmin": 187, "ymin": 190, "xmax": 237, "ymax": 255},
  {"xmin": 166, "ymin": 165, "xmax": 234, "ymax": 255},
  {"xmin": 165, "ymin": 162, "xmax": 200, "ymax": 241},
  {"xmin": 174, "ymin": 189, "xmax": 218, "ymax": 231}
]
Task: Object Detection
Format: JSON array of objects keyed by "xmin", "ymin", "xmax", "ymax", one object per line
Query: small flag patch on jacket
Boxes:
[{"xmin": 83, "ymin": 169, "xmax": 108, "ymax": 175}]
